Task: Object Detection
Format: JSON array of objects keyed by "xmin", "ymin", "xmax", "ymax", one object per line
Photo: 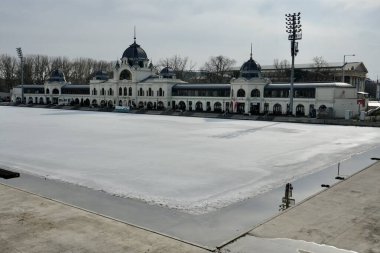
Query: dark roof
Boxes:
[
  {"xmin": 62, "ymin": 84, "xmax": 90, "ymax": 89},
  {"xmin": 122, "ymin": 41, "xmax": 147, "ymax": 60},
  {"xmin": 48, "ymin": 69, "xmax": 65, "ymax": 82},
  {"xmin": 173, "ymin": 83, "xmax": 230, "ymax": 90},
  {"xmin": 160, "ymin": 67, "xmax": 175, "ymax": 77},
  {"xmin": 93, "ymin": 70, "xmax": 109, "ymax": 80},
  {"xmin": 240, "ymin": 57, "xmax": 261, "ymax": 72},
  {"xmin": 265, "ymin": 82, "xmax": 355, "ymax": 89}
]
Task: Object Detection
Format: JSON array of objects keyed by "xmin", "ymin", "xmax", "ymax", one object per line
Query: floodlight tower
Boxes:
[
  {"xmin": 285, "ymin": 12, "xmax": 302, "ymax": 115},
  {"xmin": 16, "ymin": 47, "xmax": 24, "ymax": 104}
]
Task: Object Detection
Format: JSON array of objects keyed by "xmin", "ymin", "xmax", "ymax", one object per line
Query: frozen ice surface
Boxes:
[{"xmin": 1, "ymin": 107, "xmax": 379, "ymax": 214}]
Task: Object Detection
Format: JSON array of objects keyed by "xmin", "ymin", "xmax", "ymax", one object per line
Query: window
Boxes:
[
  {"xmin": 237, "ymin": 89, "xmax": 245, "ymax": 97},
  {"xmin": 251, "ymin": 89, "xmax": 260, "ymax": 97},
  {"xmin": 129, "ymin": 87, "xmax": 132, "ymax": 96},
  {"xmin": 119, "ymin": 87, "xmax": 122, "ymax": 96},
  {"xmin": 120, "ymin": 69, "xmax": 131, "ymax": 80}
]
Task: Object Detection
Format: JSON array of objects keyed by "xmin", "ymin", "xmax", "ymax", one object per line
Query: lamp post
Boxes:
[
  {"xmin": 285, "ymin": 12, "xmax": 302, "ymax": 115},
  {"xmin": 16, "ymin": 47, "xmax": 24, "ymax": 104},
  {"xmin": 342, "ymin": 54, "xmax": 355, "ymax": 83}
]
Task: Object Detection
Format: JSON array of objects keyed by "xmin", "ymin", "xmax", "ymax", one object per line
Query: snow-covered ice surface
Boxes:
[
  {"xmin": 222, "ymin": 237, "xmax": 357, "ymax": 253},
  {"xmin": 1, "ymin": 107, "xmax": 379, "ymax": 214}
]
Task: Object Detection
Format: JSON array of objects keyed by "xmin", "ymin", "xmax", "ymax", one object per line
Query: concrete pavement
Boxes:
[
  {"xmin": 0, "ymin": 184, "xmax": 209, "ymax": 253},
  {"xmin": 227, "ymin": 161, "xmax": 380, "ymax": 253}
]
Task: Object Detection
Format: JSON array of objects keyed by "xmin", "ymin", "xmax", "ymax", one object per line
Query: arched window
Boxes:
[
  {"xmin": 273, "ymin": 104, "xmax": 282, "ymax": 115},
  {"xmin": 52, "ymin": 88, "xmax": 59, "ymax": 94},
  {"xmin": 237, "ymin": 89, "xmax": 245, "ymax": 97},
  {"xmin": 148, "ymin": 88, "xmax": 153, "ymax": 97},
  {"xmin": 92, "ymin": 88, "xmax": 97, "ymax": 95},
  {"xmin": 119, "ymin": 87, "xmax": 122, "ymax": 96},
  {"xmin": 296, "ymin": 104, "xmax": 305, "ymax": 116},
  {"xmin": 124, "ymin": 87, "xmax": 127, "ymax": 96},
  {"xmin": 139, "ymin": 87, "xmax": 143, "ymax": 96},
  {"xmin": 109, "ymin": 88, "xmax": 113, "ymax": 96},
  {"xmin": 159, "ymin": 88, "xmax": 163, "ymax": 96},
  {"xmin": 120, "ymin": 69, "xmax": 131, "ymax": 80},
  {"xmin": 101, "ymin": 88, "xmax": 105, "ymax": 96},
  {"xmin": 46, "ymin": 88, "xmax": 50, "ymax": 94},
  {"xmin": 129, "ymin": 87, "xmax": 132, "ymax": 96},
  {"xmin": 251, "ymin": 89, "xmax": 260, "ymax": 98}
]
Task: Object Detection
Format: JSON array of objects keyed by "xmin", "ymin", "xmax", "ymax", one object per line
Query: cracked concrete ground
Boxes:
[
  {"xmin": 241, "ymin": 161, "xmax": 380, "ymax": 253},
  {"xmin": 0, "ymin": 184, "xmax": 209, "ymax": 253}
]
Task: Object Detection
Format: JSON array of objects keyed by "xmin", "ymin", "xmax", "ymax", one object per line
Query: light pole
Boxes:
[
  {"xmin": 285, "ymin": 12, "xmax": 302, "ymax": 115},
  {"xmin": 16, "ymin": 47, "xmax": 24, "ymax": 104},
  {"xmin": 342, "ymin": 54, "xmax": 355, "ymax": 83}
]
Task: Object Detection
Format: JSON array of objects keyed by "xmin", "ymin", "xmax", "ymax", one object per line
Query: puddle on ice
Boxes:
[{"xmin": 222, "ymin": 237, "xmax": 357, "ymax": 253}]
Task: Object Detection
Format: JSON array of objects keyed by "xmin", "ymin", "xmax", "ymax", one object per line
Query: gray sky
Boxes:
[{"xmin": 1, "ymin": 0, "xmax": 379, "ymax": 79}]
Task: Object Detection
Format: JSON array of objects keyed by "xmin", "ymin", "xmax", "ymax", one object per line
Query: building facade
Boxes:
[{"xmin": 11, "ymin": 39, "xmax": 363, "ymax": 118}]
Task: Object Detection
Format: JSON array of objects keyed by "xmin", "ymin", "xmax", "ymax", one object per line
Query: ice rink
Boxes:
[{"xmin": 1, "ymin": 107, "xmax": 379, "ymax": 214}]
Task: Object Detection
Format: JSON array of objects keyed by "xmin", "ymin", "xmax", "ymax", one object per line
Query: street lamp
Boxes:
[
  {"xmin": 342, "ymin": 54, "xmax": 355, "ymax": 83},
  {"xmin": 285, "ymin": 12, "xmax": 302, "ymax": 115},
  {"xmin": 16, "ymin": 47, "xmax": 24, "ymax": 104}
]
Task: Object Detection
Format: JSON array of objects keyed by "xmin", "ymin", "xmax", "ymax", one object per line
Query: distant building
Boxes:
[
  {"xmin": 11, "ymin": 38, "xmax": 364, "ymax": 118},
  {"xmin": 260, "ymin": 62, "xmax": 368, "ymax": 92}
]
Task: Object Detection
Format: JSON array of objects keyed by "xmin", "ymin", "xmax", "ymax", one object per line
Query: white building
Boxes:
[{"xmin": 11, "ymin": 38, "xmax": 362, "ymax": 118}]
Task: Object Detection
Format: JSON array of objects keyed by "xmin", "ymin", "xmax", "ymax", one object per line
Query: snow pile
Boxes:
[{"xmin": 1, "ymin": 107, "xmax": 379, "ymax": 214}]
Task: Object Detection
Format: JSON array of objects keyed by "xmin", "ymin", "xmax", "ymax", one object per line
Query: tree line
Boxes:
[
  {"xmin": 0, "ymin": 54, "xmax": 114, "ymax": 92},
  {"xmin": 0, "ymin": 52, "xmax": 334, "ymax": 93},
  {"xmin": 0, "ymin": 53, "xmax": 237, "ymax": 92}
]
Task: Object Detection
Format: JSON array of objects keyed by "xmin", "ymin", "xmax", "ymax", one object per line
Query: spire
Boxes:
[
  {"xmin": 134, "ymin": 26, "xmax": 136, "ymax": 43},
  {"xmin": 250, "ymin": 43, "xmax": 253, "ymax": 59}
]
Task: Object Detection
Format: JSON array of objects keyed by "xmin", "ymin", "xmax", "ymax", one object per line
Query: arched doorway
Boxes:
[
  {"xmin": 319, "ymin": 105, "xmax": 327, "ymax": 112},
  {"xmin": 214, "ymin": 102, "xmax": 222, "ymax": 112},
  {"xmin": 84, "ymin": 99, "xmax": 90, "ymax": 107},
  {"xmin": 39, "ymin": 97, "xmax": 44, "ymax": 104},
  {"xmin": 157, "ymin": 101, "xmax": 164, "ymax": 110},
  {"xmin": 296, "ymin": 104, "xmax": 305, "ymax": 116},
  {"xmin": 178, "ymin": 101, "xmax": 186, "ymax": 111},
  {"xmin": 92, "ymin": 100, "xmax": 98, "ymax": 107},
  {"xmin": 147, "ymin": 102, "xmax": 153, "ymax": 109},
  {"xmin": 273, "ymin": 103, "xmax": 282, "ymax": 115},
  {"xmin": 195, "ymin": 101, "xmax": 203, "ymax": 111},
  {"xmin": 138, "ymin": 101, "xmax": 144, "ymax": 109},
  {"xmin": 52, "ymin": 88, "xmax": 59, "ymax": 95}
]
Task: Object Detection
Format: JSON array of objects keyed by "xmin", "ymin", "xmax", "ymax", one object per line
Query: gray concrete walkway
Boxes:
[
  {"xmin": 226, "ymin": 162, "xmax": 380, "ymax": 253},
  {"xmin": 0, "ymin": 184, "xmax": 209, "ymax": 253}
]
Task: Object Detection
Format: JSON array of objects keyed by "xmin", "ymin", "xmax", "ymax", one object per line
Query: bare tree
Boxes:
[
  {"xmin": 158, "ymin": 55, "xmax": 195, "ymax": 80},
  {"xmin": 203, "ymin": 55, "xmax": 236, "ymax": 83},
  {"xmin": 0, "ymin": 54, "xmax": 18, "ymax": 91},
  {"xmin": 312, "ymin": 56, "xmax": 331, "ymax": 81}
]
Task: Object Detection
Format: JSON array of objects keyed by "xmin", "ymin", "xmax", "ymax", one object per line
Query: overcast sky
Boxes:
[{"xmin": 1, "ymin": 0, "xmax": 379, "ymax": 79}]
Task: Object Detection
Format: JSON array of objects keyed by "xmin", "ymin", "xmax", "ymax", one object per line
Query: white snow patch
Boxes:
[
  {"xmin": 222, "ymin": 237, "xmax": 358, "ymax": 253},
  {"xmin": 1, "ymin": 107, "xmax": 379, "ymax": 214}
]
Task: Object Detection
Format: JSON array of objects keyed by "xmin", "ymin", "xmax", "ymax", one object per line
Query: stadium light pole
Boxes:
[
  {"xmin": 285, "ymin": 12, "xmax": 302, "ymax": 115},
  {"xmin": 342, "ymin": 54, "xmax": 355, "ymax": 83},
  {"xmin": 16, "ymin": 47, "xmax": 24, "ymax": 104}
]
